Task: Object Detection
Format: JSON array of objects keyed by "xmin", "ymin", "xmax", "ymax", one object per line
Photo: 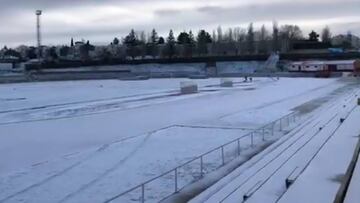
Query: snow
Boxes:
[
  {"xmin": 0, "ymin": 77, "xmax": 350, "ymax": 203},
  {"xmin": 277, "ymin": 100, "xmax": 360, "ymax": 203},
  {"xmin": 1, "ymin": 126, "xmax": 252, "ymax": 203},
  {"xmin": 345, "ymin": 140, "xmax": 360, "ymax": 203},
  {"xmin": 0, "ymin": 78, "xmax": 218, "ymax": 113},
  {"xmin": 190, "ymin": 86, "xmax": 360, "ymax": 203}
]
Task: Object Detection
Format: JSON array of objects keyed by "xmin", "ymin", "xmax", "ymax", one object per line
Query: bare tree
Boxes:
[
  {"xmin": 259, "ymin": 25, "xmax": 269, "ymax": 54},
  {"xmin": 235, "ymin": 28, "xmax": 247, "ymax": 55},
  {"xmin": 280, "ymin": 25, "xmax": 303, "ymax": 40},
  {"xmin": 246, "ymin": 23, "xmax": 255, "ymax": 54},
  {"xmin": 280, "ymin": 24, "xmax": 303, "ymax": 52},
  {"xmin": 212, "ymin": 30, "xmax": 217, "ymax": 43},
  {"xmin": 225, "ymin": 28, "xmax": 234, "ymax": 42},
  {"xmin": 272, "ymin": 21, "xmax": 280, "ymax": 52},
  {"xmin": 217, "ymin": 26, "xmax": 223, "ymax": 42},
  {"xmin": 139, "ymin": 31, "xmax": 147, "ymax": 58},
  {"xmin": 237, "ymin": 28, "xmax": 247, "ymax": 42},
  {"xmin": 139, "ymin": 31, "xmax": 147, "ymax": 44},
  {"xmin": 321, "ymin": 26, "xmax": 332, "ymax": 43}
]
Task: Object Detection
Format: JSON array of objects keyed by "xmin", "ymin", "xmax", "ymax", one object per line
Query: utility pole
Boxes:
[{"xmin": 36, "ymin": 10, "xmax": 42, "ymax": 62}]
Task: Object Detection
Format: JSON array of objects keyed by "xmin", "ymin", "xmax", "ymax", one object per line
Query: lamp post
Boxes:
[{"xmin": 36, "ymin": 10, "xmax": 42, "ymax": 63}]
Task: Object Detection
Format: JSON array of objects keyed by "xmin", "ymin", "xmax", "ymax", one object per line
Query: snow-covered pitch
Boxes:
[{"xmin": 0, "ymin": 77, "xmax": 356, "ymax": 203}]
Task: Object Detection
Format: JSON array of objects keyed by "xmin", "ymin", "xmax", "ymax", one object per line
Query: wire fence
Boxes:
[{"xmin": 104, "ymin": 112, "xmax": 301, "ymax": 203}]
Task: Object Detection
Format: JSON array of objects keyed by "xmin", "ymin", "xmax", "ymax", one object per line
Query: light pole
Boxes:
[{"xmin": 36, "ymin": 10, "xmax": 42, "ymax": 62}]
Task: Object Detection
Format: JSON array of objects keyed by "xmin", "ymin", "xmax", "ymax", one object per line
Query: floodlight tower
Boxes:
[{"xmin": 36, "ymin": 10, "xmax": 42, "ymax": 62}]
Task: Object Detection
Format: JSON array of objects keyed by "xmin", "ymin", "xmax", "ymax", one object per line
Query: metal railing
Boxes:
[{"xmin": 104, "ymin": 112, "xmax": 301, "ymax": 203}]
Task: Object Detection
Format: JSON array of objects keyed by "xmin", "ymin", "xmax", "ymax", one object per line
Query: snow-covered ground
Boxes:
[
  {"xmin": 191, "ymin": 83, "xmax": 360, "ymax": 203},
  {"xmin": 345, "ymin": 137, "xmax": 360, "ymax": 203},
  {"xmin": 278, "ymin": 104, "xmax": 360, "ymax": 203},
  {"xmin": 0, "ymin": 77, "xmax": 355, "ymax": 203}
]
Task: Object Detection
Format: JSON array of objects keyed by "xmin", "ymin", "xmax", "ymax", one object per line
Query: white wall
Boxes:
[
  {"xmin": 216, "ymin": 61, "xmax": 264, "ymax": 74},
  {"xmin": 0, "ymin": 63, "xmax": 12, "ymax": 70}
]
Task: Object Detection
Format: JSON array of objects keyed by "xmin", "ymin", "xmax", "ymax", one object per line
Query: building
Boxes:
[
  {"xmin": 287, "ymin": 60, "xmax": 360, "ymax": 72},
  {"xmin": 288, "ymin": 61, "xmax": 326, "ymax": 72}
]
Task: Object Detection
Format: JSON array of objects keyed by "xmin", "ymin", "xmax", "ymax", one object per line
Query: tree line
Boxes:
[
  {"xmin": 114, "ymin": 22, "xmax": 338, "ymax": 60},
  {"xmin": 1, "ymin": 22, "xmax": 354, "ymax": 62}
]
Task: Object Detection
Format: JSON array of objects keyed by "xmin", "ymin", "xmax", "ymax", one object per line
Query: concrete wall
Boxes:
[{"xmin": 216, "ymin": 61, "xmax": 265, "ymax": 74}]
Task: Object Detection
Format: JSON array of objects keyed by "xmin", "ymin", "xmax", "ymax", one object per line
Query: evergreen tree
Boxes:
[
  {"xmin": 123, "ymin": 29, "xmax": 139, "ymax": 46},
  {"xmin": 113, "ymin": 37, "xmax": 120, "ymax": 45},
  {"xmin": 147, "ymin": 29, "xmax": 159, "ymax": 58},
  {"xmin": 189, "ymin": 31, "xmax": 196, "ymax": 45},
  {"xmin": 177, "ymin": 31, "xmax": 191, "ymax": 57},
  {"xmin": 71, "ymin": 38, "xmax": 74, "ymax": 47},
  {"xmin": 164, "ymin": 30, "xmax": 176, "ymax": 58},
  {"xmin": 150, "ymin": 29, "xmax": 159, "ymax": 44},
  {"xmin": 123, "ymin": 29, "xmax": 141, "ymax": 59},
  {"xmin": 187, "ymin": 30, "xmax": 196, "ymax": 57},
  {"xmin": 158, "ymin": 37, "xmax": 165, "ymax": 44},
  {"xmin": 197, "ymin": 30, "xmax": 212, "ymax": 56},
  {"xmin": 309, "ymin": 30, "xmax": 320, "ymax": 41},
  {"xmin": 177, "ymin": 32, "xmax": 190, "ymax": 44}
]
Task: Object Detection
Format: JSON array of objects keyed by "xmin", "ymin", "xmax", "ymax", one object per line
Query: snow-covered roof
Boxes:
[
  {"xmin": 324, "ymin": 60, "xmax": 357, "ymax": 65},
  {"xmin": 290, "ymin": 62, "xmax": 303, "ymax": 65},
  {"xmin": 290, "ymin": 61, "xmax": 325, "ymax": 66},
  {"xmin": 303, "ymin": 61, "xmax": 325, "ymax": 65},
  {"xmin": 290, "ymin": 60, "xmax": 359, "ymax": 66}
]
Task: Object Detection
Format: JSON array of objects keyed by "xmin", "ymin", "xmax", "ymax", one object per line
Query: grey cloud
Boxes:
[
  {"xmin": 155, "ymin": 9, "xmax": 183, "ymax": 16},
  {"xmin": 195, "ymin": 1, "xmax": 360, "ymax": 22},
  {"xmin": 0, "ymin": 0, "xmax": 359, "ymax": 47},
  {"xmin": 196, "ymin": 6, "xmax": 220, "ymax": 13}
]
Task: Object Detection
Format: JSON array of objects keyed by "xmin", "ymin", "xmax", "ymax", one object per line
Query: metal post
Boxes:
[
  {"xmin": 293, "ymin": 114, "xmax": 296, "ymax": 123},
  {"xmin": 287, "ymin": 116, "xmax": 290, "ymax": 126},
  {"xmin": 200, "ymin": 156, "xmax": 203, "ymax": 177},
  {"xmin": 221, "ymin": 146, "xmax": 225, "ymax": 165},
  {"xmin": 175, "ymin": 168, "xmax": 178, "ymax": 193},
  {"xmin": 251, "ymin": 133, "xmax": 254, "ymax": 148},
  {"xmin": 174, "ymin": 168, "xmax": 178, "ymax": 193},
  {"xmin": 262, "ymin": 128, "xmax": 265, "ymax": 141},
  {"xmin": 237, "ymin": 139, "xmax": 241, "ymax": 155},
  {"xmin": 36, "ymin": 10, "xmax": 42, "ymax": 63},
  {"xmin": 141, "ymin": 184, "xmax": 145, "ymax": 203}
]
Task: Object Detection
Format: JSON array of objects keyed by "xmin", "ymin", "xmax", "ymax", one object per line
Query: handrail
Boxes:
[{"xmin": 104, "ymin": 111, "xmax": 299, "ymax": 203}]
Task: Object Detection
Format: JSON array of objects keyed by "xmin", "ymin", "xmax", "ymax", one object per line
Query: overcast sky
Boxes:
[{"xmin": 0, "ymin": 0, "xmax": 359, "ymax": 47}]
